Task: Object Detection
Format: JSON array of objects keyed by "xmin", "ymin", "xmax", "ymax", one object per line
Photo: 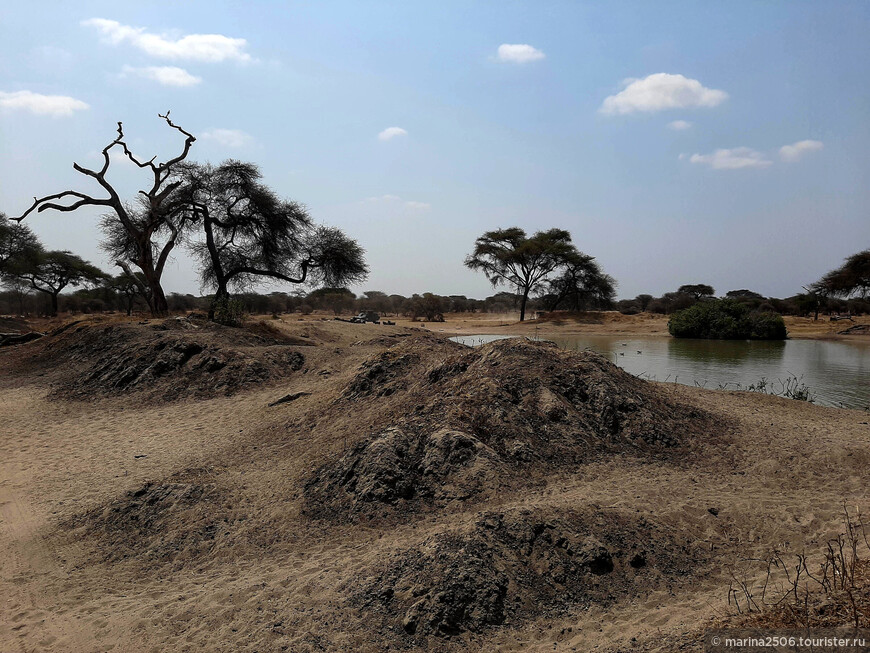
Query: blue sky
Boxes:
[{"xmin": 1, "ymin": 1, "xmax": 868, "ymax": 300}]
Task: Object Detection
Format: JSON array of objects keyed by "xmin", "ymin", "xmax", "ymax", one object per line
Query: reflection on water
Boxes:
[{"xmin": 449, "ymin": 334, "xmax": 870, "ymax": 410}]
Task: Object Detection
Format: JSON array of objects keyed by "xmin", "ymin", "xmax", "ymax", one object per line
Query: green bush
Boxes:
[
  {"xmin": 213, "ymin": 296, "xmax": 245, "ymax": 326},
  {"xmin": 749, "ymin": 311, "xmax": 788, "ymax": 339},
  {"xmin": 668, "ymin": 299, "xmax": 787, "ymax": 340}
]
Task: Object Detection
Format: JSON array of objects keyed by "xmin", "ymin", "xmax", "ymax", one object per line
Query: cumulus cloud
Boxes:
[
  {"xmin": 82, "ymin": 18, "xmax": 251, "ymax": 62},
  {"xmin": 779, "ymin": 139, "xmax": 823, "ymax": 162},
  {"xmin": 667, "ymin": 120, "xmax": 692, "ymax": 131},
  {"xmin": 121, "ymin": 65, "xmax": 201, "ymax": 87},
  {"xmin": 362, "ymin": 195, "xmax": 430, "ymax": 210},
  {"xmin": 600, "ymin": 73, "xmax": 727, "ymax": 115},
  {"xmin": 200, "ymin": 129, "xmax": 252, "ymax": 147},
  {"xmin": 688, "ymin": 147, "xmax": 772, "ymax": 170},
  {"xmin": 0, "ymin": 90, "xmax": 89, "ymax": 117},
  {"xmin": 378, "ymin": 126, "xmax": 407, "ymax": 141},
  {"xmin": 495, "ymin": 44, "xmax": 545, "ymax": 64}
]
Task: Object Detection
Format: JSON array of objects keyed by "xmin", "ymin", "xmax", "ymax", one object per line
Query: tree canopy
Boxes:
[
  {"xmin": 811, "ymin": 249, "xmax": 870, "ymax": 299},
  {"xmin": 540, "ymin": 254, "xmax": 617, "ymax": 312},
  {"xmin": 0, "ymin": 213, "xmax": 41, "ymax": 270},
  {"xmin": 677, "ymin": 284, "xmax": 715, "ymax": 300},
  {"xmin": 4, "ymin": 249, "xmax": 106, "ymax": 316},
  {"xmin": 176, "ymin": 160, "xmax": 368, "ymax": 320},
  {"xmin": 464, "ymin": 227, "xmax": 585, "ymax": 321}
]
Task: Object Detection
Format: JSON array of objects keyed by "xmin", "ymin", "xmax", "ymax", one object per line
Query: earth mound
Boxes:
[
  {"xmin": 10, "ymin": 317, "xmax": 308, "ymax": 401},
  {"xmin": 305, "ymin": 337, "xmax": 716, "ymax": 519},
  {"xmin": 0, "ymin": 316, "xmax": 32, "ymax": 334},
  {"xmin": 356, "ymin": 508, "xmax": 701, "ymax": 639},
  {"xmin": 304, "ymin": 426, "xmax": 504, "ymax": 514},
  {"xmin": 65, "ymin": 471, "xmax": 234, "ymax": 566}
]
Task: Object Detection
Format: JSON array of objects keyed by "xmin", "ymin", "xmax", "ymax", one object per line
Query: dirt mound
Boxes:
[
  {"xmin": 304, "ymin": 427, "xmax": 504, "ymax": 513},
  {"xmin": 66, "ymin": 472, "xmax": 233, "ymax": 565},
  {"xmin": 356, "ymin": 508, "xmax": 701, "ymax": 639},
  {"xmin": 15, "ymin": 318, "xmax": 307, "ymax": 401},
  {"xmin": 305, "ymin": 337, "xmax": 715, "ymax": 519},
  {"xmin": 0, "ymin": 316, "xmax": 32, "ymax": 333}
]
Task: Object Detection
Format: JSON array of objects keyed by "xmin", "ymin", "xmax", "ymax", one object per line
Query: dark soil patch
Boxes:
[
  {"xmin": 7, "ymin": 317, "xmax": 307, "ymax": 401},
  {"xmin": 65, "ymin": 471, "xmax": 234, "ymax": 565},
  {"xmin": 0, "ymin": 316, "xmax": 33, "ymax": 333},
  {"xmin": 356, "ymin": 508, "xmax": 702, "ymax": 640},
  {"xmin": 304, "ymin": 427, "xmax": 504, "ymax": 515}
]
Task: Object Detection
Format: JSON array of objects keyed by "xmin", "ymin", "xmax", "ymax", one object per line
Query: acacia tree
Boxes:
[
  {"xmin": 465, "ymin": 227, "xmax": 580, "ymax": 321},
  {"xmin": 176, "ymin": 160, "xmax": 368, "ymax": 321},
  {"xmin": 108, "ymin": 272, "xmax": 150, "ymax": 316},
  {"xmin": 6, "ymin": 250, "xmax": 106, "ymax": 316},
  {"xmin": 0, "ymin": 213, "xmax": 41, "ymax": 269},
  {"xmin": 812, "ymin": 249, "xmax": 870, "ymax": 299},
  {"xmin": 15, "ymin": 113, "xmax": 195, "ymax": 316},
  {"xmin": 542, "ymin": 255, "xmax": 617, "ymax": 311},
  {"xmin": 677, "ymin": 284, "xmax": 715, "ymax": 300}
]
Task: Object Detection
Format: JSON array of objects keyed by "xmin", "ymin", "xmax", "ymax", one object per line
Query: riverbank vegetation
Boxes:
[{"xmin": 668, "ymin": 298, "xmax": 788, "ymax": 340}]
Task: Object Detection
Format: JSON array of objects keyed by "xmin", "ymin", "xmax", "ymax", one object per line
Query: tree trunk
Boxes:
[
  {"xmin": 148, "ymin": 278, "xmax": 169, "ymax": 316},
  {"xmin": 209, "ymin": 284, "xmax": 229, "ymax": 322},
  {"xmin": 50, "ymin": 292, "xmax": 59, "ymax": 317},
  {"xmin": 519, "ymin": 290, "xmax": 528, "ymax": 321}
]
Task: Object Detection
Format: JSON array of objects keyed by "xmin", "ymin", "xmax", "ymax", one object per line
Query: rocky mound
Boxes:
[
  {"xmin": 305, "ymin": 427, "xmax": 505, "ymax": 514},
  {"xmin": 305, "ymin": 337, "xmax": 715, "ymax": 519},
  {"xmin": 13, "ymin": 317, "xmax": 308, "ymax": 401},
  {"xmin": 65, "ymin": 472, "xmax": 233, "ymax": 566},
  {"xmin": 355, "ymin": 508, "xmax": 701, "ymax": 639}
]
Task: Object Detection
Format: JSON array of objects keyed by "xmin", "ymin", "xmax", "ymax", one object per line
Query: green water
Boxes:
[{"xmin": 449, "ymin": 334, "xmax": 870, "ymax": 410}]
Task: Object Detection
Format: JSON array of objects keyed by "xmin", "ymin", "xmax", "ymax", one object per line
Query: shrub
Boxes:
[
  {"xmin": 214, "ymin": 296, "xmax": 245, "ymax": 326},
  {"xmin": 749, "ymin": 312, "xmax": 788, "ymax": 339},
  {"xmin": 615, "ymin": 299, "xmax": 640, "ymax": 315},
  {"xmin": 668, "ymin": 299, "xmax": 787, "ymax": 340}
]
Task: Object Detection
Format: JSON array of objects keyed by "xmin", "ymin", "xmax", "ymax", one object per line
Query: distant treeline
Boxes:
[
  {"xmin": 2, "ymin": 284, "xmax": 868, "ymax": 321},
  {"xmin": 614, "ymin": 287, "xmax": 870, "ymax": 319},
  {"xmin": 0, "ymin": 287, "xmax": 531, "ymax": 320}
]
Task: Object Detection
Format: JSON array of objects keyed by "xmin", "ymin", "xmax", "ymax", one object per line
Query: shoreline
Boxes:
[{"xmin": 383, "ymin": 311, "xmax": 870, "ymax": 342}]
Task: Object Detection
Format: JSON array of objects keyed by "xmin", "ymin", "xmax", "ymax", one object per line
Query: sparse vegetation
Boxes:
[{"xmin": 727, "ymin": 504, "xmax": 869, "ymax": 629}]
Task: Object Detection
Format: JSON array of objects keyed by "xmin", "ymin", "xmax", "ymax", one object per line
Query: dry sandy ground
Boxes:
[{"xmin": 0, "ymin": 316, "xmax": 868, "ymax": 652}]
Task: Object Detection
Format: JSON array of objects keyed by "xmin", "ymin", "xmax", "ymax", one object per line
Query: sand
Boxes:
[{"xmin": 0, "ymin": 315, "xmax": 868, "ymax": 652}]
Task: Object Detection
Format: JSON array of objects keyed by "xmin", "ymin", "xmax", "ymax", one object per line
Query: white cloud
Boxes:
[
  {"xmin": 82, "ymin": 18, "xmax": 251, "ymax": 63},
  {"xmin": 667, "ymin": 120, "xmax": 692, "ymax": 131},
  {"xmin": 600, "ymin": 73, "xmax": 728, "ymax": 115},
  {"xmin": 200, "ymin": 129, "xmax": 252, "ymax": 147},
  {"xmin": 0, "ymin": 90, "xmax": 89, "ymax": 117},
  {"xmin": 121, "ymin": 65, "xmax": 201, "ymax": 87},
  {"xmin": 362, "ymin": 195, "xmax": 430, "ymax": 210},
  {"xmin": 495, "ymin": 43, "xmax": 545, "ymax": 64},
  {"xmin": 779, "ymin": 139, "xmax": 823, "ymax": 162},
  {"xmin": 688, "ymin": 147, "xmax": 772, "ymax": 170},
  {"xmin": 378, "ymin": 126, "xmax": 407, "ymax": 141}
]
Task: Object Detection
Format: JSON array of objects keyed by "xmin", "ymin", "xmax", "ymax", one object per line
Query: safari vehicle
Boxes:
[{"xmin": 350, "ymin": 311, "xmax": 380, "ymax": 324}]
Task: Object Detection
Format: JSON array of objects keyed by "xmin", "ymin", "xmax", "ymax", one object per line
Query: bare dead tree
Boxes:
[{"xmin": 14, "ymin": 112, "xmax": 195, "ymax": 316}]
